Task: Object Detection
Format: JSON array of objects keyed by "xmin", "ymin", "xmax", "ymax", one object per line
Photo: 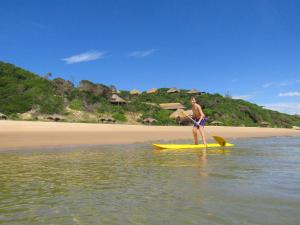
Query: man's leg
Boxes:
[
  {"xmin": 199, "ymin": 126, "xmax": 207, "ymax": 145},
  {"xmin": 192, "ymin": 127, "xmax": 198, "ymax": 145}
]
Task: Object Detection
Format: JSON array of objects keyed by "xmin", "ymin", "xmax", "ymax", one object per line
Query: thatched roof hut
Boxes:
[
  {"xmin": 167, "ymin": 88, "xmax": 180, "ymax": 93},
  {"xmin": 143, "ymin": 117, "xmax": 157, "ymax": 124},
  {"xmin": 0, "ymin": 113, "xmax": 8, "ymax": 120},
  {"xmin": 159, "ymin": 103, "xmax": 186, "ymax": 110},
  {"xmin": 106, "ymin": 116, "xmax": 115, "ymax": 122},
  {"xmin": 98, "ymin": 116, "xmax": 116, "ymax": 123},
  {"xmin": 144, "ymin": 102, "xmax": 159, "ymax": 107},
  {"xmin": 260, "ymin": 121, "xmax": 270, "ymax": 127},
  {"xmin": 210, "ymin": 121, "xmax": 223, "ymax": 126},
  {"xmin": 130, "ymin": 89, "xmax": 141, "ymax": 95},
  {"xmin": 146, "ymin": 88, "xmax": 158, "ymax": 94},
  {"xmin": 47, "ymin": 114, "xmax": 64, "ymax": 122},
  {"xmin": 169, "ymin": 109, "xmax": 193, "ymax": 125},
  {"xmin": 169, "ymin": 109, "xmax": 187, "ymax": 119},
  {"xmin": 110, "ymin": 94, "xmax": 126, "ymax": 104},
  {"xmin": 187, "ymin": 89, "xmax": 200, "ymax": 94}
]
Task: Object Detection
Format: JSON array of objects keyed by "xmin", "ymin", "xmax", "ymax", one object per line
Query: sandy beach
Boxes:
[{"xmin": 0, "ymin": 120, "xmax": 299, "ymax": 150}]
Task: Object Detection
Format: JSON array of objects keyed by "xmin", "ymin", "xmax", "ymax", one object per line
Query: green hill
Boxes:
[
  {"xmin": 0, "ymin": 61, "xmax": 64, "ymax": 115},
  {"xmin": 0, "ymin": 61, "xmax": 299, "ymax": 128}
]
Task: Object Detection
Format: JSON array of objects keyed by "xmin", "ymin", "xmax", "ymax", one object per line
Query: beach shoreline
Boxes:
[{"xmin": 0, "ymin": 120, "xmax": 299, "ymax": 151}]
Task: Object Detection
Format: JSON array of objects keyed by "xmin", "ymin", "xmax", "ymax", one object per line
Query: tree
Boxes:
[{"xmin": 43, "ymin": 72, "xmax": 52, "ymax": 80}]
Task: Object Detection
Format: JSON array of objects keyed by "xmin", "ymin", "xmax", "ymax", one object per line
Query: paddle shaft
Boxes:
[{"xmin": 182, "ymin": 112, "xmax": 204, "ymax": 127}]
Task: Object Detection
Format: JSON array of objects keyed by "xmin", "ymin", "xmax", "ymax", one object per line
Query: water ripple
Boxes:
[{"xmin": 0, "ymin": 137, "xmax": 300, "ymax": 224}]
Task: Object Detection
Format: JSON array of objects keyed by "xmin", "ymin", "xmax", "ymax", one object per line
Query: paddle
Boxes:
[{"xmin": 182, "ymin": 111, "xmax": 227, "ymax": 146}]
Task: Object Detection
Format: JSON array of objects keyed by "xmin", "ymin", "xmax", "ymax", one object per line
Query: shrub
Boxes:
[
  {"xmin": 69, "ymin": 99, "xmax": 83, "ymax": 110},
  {"xmin": 113, "ymin": 112, "xmax": 127, "ymax": 122}
]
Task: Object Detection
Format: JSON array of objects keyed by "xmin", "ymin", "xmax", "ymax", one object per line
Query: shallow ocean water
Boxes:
[{"xmin": 0, "ymin": 137, "xmax": 300, "ymax": 225}]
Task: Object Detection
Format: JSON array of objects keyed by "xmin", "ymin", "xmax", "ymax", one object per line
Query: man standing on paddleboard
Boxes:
[{"xmin": 190, "ymin": 96, "xmax": 207, "ymax": 145}]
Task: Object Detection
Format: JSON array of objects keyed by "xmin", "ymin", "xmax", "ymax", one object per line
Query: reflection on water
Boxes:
[{"xmin": 1, "ymin": 137, "xmax": 300, "ymax": 225}]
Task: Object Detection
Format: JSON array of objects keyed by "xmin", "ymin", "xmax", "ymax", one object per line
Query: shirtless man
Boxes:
[{"xmin": 190, "ymin": 96, "xmax": 207, "ymax": 145}]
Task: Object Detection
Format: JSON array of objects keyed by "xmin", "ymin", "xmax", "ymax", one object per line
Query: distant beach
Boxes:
[{"xmin": 0, "ymin": 120, "xmax": 299, "ymax": 150}]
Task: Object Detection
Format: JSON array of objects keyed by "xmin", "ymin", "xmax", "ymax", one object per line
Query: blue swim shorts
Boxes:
[{"xmin": 193, "ymin": 117, "xmax": 206, "ymax": 128}]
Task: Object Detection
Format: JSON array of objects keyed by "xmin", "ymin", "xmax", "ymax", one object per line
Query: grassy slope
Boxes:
[{"xmin": 0, "ymin": 61, "xmax": 64, "ymax": 115}]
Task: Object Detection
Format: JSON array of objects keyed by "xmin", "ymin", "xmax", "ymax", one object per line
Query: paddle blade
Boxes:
[{"xmin": 212, "ymin": 136, "xmax": 227, "ymax": 146}]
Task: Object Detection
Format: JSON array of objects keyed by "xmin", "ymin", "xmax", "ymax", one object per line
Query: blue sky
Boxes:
[{"xmin": 1, "ymin": 0, "xmax": 300, "ymax": 114}]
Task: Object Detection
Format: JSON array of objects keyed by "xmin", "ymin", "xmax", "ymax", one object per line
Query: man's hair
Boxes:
[{"xmin": 190, "ymin": 96, "xmax": 196, "ymax": 101}]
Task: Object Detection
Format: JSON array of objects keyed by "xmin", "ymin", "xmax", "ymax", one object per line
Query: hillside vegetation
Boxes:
[{"xmin": 1, "ymin": 61, "xmax": 299, "ymax": 128}]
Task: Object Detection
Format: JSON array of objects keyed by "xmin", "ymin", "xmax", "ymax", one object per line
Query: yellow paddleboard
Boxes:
[{"xmin": 153, "ymin": 143, "xmax": 234, "ymax": 149}]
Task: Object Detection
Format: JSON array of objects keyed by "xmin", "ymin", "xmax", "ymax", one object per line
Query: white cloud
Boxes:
[
  {"xmin": 262, "ymin": 82, "xmax": 274, "ymax": 88},
  {"xmin": 232, "ymin": 94, "xmax": 253, "ymax": 100},
  {"xmin": 278, "ymin": 80, "xmax": 300, "ymax": 86},
  {"xmin": 279, "ymin": 92, "xmax": 300, "ymax": 97},
  {"xmin": 263, "ymin": 103, "xmax": 300, "ymax": 115},
  {"xmin": 263, "ymin": 79, "xmax": 300, "ymax": 88},
  {"xmin": 128, "ymin": 49, "xmax": 158, "ymax": 58},
  {"xmin": 62, "ymin": 51, "xmax": 106, "ymax": 64}
]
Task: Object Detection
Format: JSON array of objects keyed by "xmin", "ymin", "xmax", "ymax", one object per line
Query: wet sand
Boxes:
[{"xmin": 0, "ymin": 120, "xmax": 299, "ymax": 150}]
